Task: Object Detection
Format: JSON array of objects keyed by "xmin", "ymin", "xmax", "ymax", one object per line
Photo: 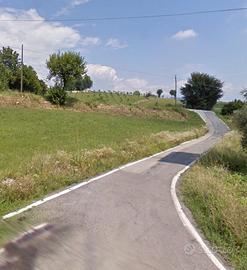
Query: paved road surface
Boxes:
[{"xmin": 0, "ymin": 111, "xmax": 230, "ymax": 270}]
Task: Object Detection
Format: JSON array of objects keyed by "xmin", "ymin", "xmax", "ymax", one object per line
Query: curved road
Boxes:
[{"xmin": 0, "ymin": 111, "xmax": 230, "ymax": 270}]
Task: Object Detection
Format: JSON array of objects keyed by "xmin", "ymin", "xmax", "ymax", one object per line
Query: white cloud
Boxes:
[
  {"xmin": 106, "ymin": 38, "xmax": 128, "ymax": 49},
  {"xmin": 0, "ymin": 8, "xmax": 100, "ymax": 80},
  {"xmin": 72, "ymin": 0, "xmax": 90, "ymax": 6},
  {"xmin": 87, "ymin": 64, "xmax": 162, "ymax": 93},
  {"xmin": 56, "ymin": 0, "xmax": 91, "ymax": 16},
  {"xmin": 222, "ymin": 82, "xmax": 243, "ymax": 101},
  {"xmin": 80, "ymin": 37, "xmax": 101, "ymax": 46},
  {"xmin": 172, "ymin": 29, "xmax": 197, "ymax": 40}
]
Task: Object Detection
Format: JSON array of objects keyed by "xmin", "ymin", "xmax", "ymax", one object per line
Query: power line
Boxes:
[{"xmin": 0, "ymin": 7, "xmax": 247, "ymax": 22}]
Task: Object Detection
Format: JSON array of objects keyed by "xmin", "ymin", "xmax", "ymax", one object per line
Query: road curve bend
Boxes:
[{"xmin": 0, "ymin": 111, "xmax": 230, "ymax": 270}]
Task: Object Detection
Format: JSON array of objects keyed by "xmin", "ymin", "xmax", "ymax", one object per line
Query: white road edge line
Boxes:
[
  {"xmin": 2, "ymin": 129, "xmax": 211, "ymax": 220},
  {"xmin": 171, "ymin": 164, "xmax": 227, "ymax": 270},
  {"xmin": 1, "ymin": 111, "xmax": 228, "ymax": 269}
]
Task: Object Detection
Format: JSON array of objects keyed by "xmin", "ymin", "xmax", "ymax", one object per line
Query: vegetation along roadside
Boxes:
[{"xmin": 180, "ymin": 115, "xmax": 247, "ymax": 270}]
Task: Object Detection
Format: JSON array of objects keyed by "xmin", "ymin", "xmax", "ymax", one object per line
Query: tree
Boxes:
[
  {"xmin": 0, "ymin": 63, "xmax": 11, "ymax": 91},
  {"xmin": 47, "ymin": 51, "xmax": 87, "ymax": 89},
  {"xmin": 0, "ymin": 47, "xmax": 20, "ymax": 72},
  {"xmin": 145, "ymin": 92, "xmax": 155, "ymax": 98},
  {"xmin": 157, "ymin": 89, "xmax": 163, "ymax": 98},
  {"xmin": 0, "ymin": 47, "xmax": 20, "ymax": 90},
  {"xmin": 65, "ymin": 74, "xmax": 93, "ymax": 91},
  {"xmin": 9, "ymin": 65, "xmax": 43, "ymax": 94},
  {"xmin": 133, "ymin": 90, "xmax": 141, "ymax": 96},
  {"xmin": 169, "ymin": 90, "xmax": 176, "ymax": 97},
  {"xmin": 181, "ymin": 72, "xmax": 223, "ymax": 110},
  {"xmin": 81, "ymin": 74, "xmax": 93, "ymax": 90}
]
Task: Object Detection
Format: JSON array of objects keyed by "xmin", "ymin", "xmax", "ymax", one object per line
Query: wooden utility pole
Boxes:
[
  {"xmin": 20, "ymin": 44, "xmax": 23, "ymax": 93},
  {"xmin": 175, "ymin": 75, "xmax": 177, "ymax": 107}
]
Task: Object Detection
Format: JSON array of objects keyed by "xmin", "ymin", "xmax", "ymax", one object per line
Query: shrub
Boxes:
[
  {"xmin": 46, "ymin": 86, "xmax": 67, "ymax": 105},
  {"xmin": 221, "ymin": 100, "xmax": 244, "ymax": 115},
  {"xmin": 234, "ymin": 108, "xmax": 247, "ymax": 148},
  {"xmin": 133, "ymin": 90, "xmax": 141, "ymax": 96}
]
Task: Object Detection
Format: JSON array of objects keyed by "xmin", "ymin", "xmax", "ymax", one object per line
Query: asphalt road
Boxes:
[{"xmin": 0, "ymin": 111, "xmax": 230, "ymax": 270}]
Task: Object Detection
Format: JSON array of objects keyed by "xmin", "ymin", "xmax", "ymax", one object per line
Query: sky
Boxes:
[{"xmin": 0, "ymin": 0, "xmax": 247, "ymax": 100}]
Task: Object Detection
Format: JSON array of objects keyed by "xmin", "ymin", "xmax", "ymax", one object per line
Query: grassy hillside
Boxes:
[
  {"xmin": 0, "ymin": 91, "xmax": 186, "ymax": 120},
  {"xmin": 0, "ymin": 107, "xmax": 201, "ymax": 174},
  {"xmin": 0, "ymin": 91, "xmax": 205, "ymax": 219},
  {"xmin": 181, "ymin": 132, "xmax": 247, "ymax": 270}
]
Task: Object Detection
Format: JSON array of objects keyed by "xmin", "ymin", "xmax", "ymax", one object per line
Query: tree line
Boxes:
[{"xmin": 0, "ymin": 46, "xmax": 93, "ymax": 104}]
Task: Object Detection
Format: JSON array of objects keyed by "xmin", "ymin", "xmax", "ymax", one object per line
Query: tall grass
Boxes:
[
  {"xmin": 181, "ymin": 132, "xmax": 247, "ymax": 270},
  {"xmin": 0, "ymin": 127, "xmax": 205, "ymax": 217}
]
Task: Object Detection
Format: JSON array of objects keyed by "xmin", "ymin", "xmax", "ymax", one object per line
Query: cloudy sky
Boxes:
[{"xmin": 0, "ymin": 0, "xmax": 247, "ymax": 100}]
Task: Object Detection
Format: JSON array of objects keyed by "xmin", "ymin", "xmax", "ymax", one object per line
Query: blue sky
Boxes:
[{"xmin": 0, "ymin": 0, "xmax": 247, "ymax": 100}]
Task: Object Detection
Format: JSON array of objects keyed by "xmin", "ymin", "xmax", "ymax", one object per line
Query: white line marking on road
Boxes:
[
  {"xmin": 171, "ymin": 164, "xmax": 228, "ymax": 270},
  {"xmin": 1, "ymin": 111, "xmax": 229, "ymax": 269},
  {"xmin": 3, "ymin": 131, "xmax": 211, "ymax": 220},
  {"xmin": 3, "ymin": 111, "xmax": 213, "ymax": 220}
]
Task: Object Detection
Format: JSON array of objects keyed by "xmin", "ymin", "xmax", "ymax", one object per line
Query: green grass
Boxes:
[
  {"xmin": 70, "ymin": 91, "xmax": 176, "ymax": 107},
  {"xmin": 213, "ymin": 102, "xmax": 235, "ymax": 129},
  {"xmin": 0, "ymin": 106, "xmax": 205, "ymax": 216},
  {"xmin": 69, "ymin": 91, "xmax": 180, "ymax": 111},
  {"xmin": 0, "ymin": 107, "xmax": 201, "ymax": 174},
  {"xmin": 70, "ymin": 91, "xmax": 146, "ymax": 107},
  {"xmin": 0, "ymin": 91, "xmax": 206, "ymax": 246},
  {"xmin": 180, "ymin": 132, "xmax": 247, "ymax": 270}
]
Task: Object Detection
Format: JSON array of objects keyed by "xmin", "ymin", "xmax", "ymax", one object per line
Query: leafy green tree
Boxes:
[
  {"xmin": 81, "ymin": 74, "xmax": 93, "ymax": 90},
  {"xmin": 169, "ymin": 90, "xmax": 176, "ymax": 97},
  {"xmin": 133, "ymin": 90, "xmax": 141, "ymax": 96},
  {"xmin": 39, "ymin": 79, "xmax": 48, "ymax": 96},
  {"xmin": 0, "ymin": 47, "xmax": 20, "ymax": 72},
  {"xmin": 9, "ymin": 65, "xmax": 43, "ymax": 94},
  {"xmin": 145, "ymin": 92, "xmax": 154, "ymax": 98},
  {"xmin": 0, "ymin": 63, "xmax": 11, "ymax": 91},
  {"xmin": 65, "ymin": 75, "xmax": 93, "ymax": 91},
  {"xmin": 181, "ymin": 72, "xmax": 223, "ymax": 110},
  {"xmin": 157, "ymin": 89, "xmax": 163, "ymax": 98},
  {"xmin": 0, "ymin": 47, "xmax": 20, "ymax": 90},
  {"xmin": 47, "ymin": 51, "xmax": 87, "ymax": 89},
  {"xmin": 221, "ymin": 100, "xmax": 244, "ymax": 115}
]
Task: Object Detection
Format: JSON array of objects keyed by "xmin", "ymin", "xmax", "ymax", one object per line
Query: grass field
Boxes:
[
  {"xmin": 0, "ymin": 92, "xmax": 205, "ymax": 218},
  {"xmin": 69, "ymin": 91, "xmax": 177, "ymax": 109},
  {"xmin": 0, "ymin": 91, "xmax": 185, "ymax": 120},
  {"xmin": 0, "ymin": 107, "xmax": 201, "ymax": 174},
  {"xmin": 180, "ymin": 132, "xmax": 247, "ymax": 270}
]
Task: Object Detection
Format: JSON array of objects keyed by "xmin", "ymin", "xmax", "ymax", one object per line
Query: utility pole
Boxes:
[
  {"xmin": 175, "ymin": 74, "xmax": 177, "ymax": 107},
  {"xmin": 20, "ymin": 44, "xmax": 23, "ymax": 93}
]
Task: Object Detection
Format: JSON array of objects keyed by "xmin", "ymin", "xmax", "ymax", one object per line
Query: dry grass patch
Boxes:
[{"xmin": 0, "ymin": 127, "xmax": 205, "ymax": 216}]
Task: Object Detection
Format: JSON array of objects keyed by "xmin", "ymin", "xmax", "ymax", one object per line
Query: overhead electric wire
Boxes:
[{"xmin": 0, "ymin": 7, "xmax": 247, "ymax": 22}]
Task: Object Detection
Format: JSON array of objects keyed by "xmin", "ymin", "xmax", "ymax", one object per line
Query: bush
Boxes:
[
  {"xmin": 234, "ymin": 108, "xmax": 247, "ymax": 148},
  {"xmin": 133, "ymin": 90, "xmax": 141, "ymax": 96},
  {"xmin": 46, "ymin": 86, "xmax": 67, "ymax": 105},
  {"xmin": 221, "ymin": 100, "xmax": 244, "ymax": 115}
]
